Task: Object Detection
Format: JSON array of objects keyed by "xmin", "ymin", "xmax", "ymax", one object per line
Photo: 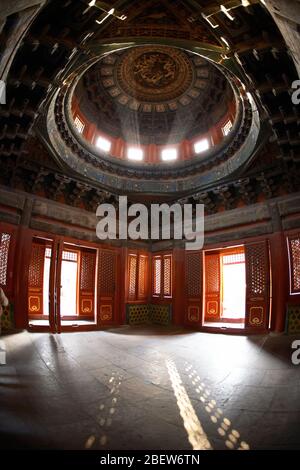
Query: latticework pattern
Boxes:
[
  {"xmin": 287, "ymin": 305, "xmax": 300, "ymax": 334},
  {"xmin": 62, "ymin": 250, "xmax": 78, "ymax": 262},
  {"xmin": 186, "ymin": 252, "xmax": 202, "ymax": 297},
  {"xmin": 205, "ymin": 254, "xmax": 220, "ymax": 293},
  {"xmin": 290, "ymin": 238, "xmax": 300, "ymax": 293},
  {"xmin": 98, "ymin": 250, "xmax": 115, "ymax": 294},
  {"xmin": 127, "ymin": 304, "xmax": 149, "ymax": 325},
  {"xmin": 163, "ymin": 256, "xmax": 172, "ymax": 296},
  {"xmin": 153, "ymin": 257, "xmax": 161, "ymax": 295},
  {"xmin": 128, "ymin": 255, "xmax": 137, "ymax": 298},
  {"xmin": 80, "ymin": 251, "xmax": 96, "ymax": 291},
  {"xmin": 150, "ymin": 304, "xmax": 171, "ymax": 325},
  {"xmin": 222, "ymin": 253, "xmax": 245, "ymax": 265},
  {"xmin": 0, "ymin": 233, "xmax": 10, "ymax": 286},
  {"xmin": 28, "ymin": 243, "xmax": 45, "ymax": 288},
  {"xmin": 246, "ymin": 244, "xmax": 267, "ymax": 296},
  {"xmin": 138, "ymin": 255, "xmax": 147, "ymax": 299}
]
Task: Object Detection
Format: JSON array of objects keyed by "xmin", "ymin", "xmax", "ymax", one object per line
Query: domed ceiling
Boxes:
[
  {"xmin": 74, "ymin": 45, "xmax": 233, "ymax": 145},
  {"xmin": 0, "ymin": 0, "xmax": 298, "ymax": 207},
  {"xmin": 46, "ymin": 40, "xmax": 259, "ymax": 195}
]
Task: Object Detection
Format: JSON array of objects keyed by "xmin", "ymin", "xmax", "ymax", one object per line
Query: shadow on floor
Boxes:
[{"xmin": 105, "ymin": 325, "xmax": 198, "ymax": 336}]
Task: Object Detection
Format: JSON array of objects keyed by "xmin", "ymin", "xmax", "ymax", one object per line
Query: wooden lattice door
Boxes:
[
  {"xmin": 245, "ymin": 241, "xmax": 270, "ymax": 329},
  {"xmin": 204, "ymin": 252, "xmax": 221, "ymax": 322},
  {"xmin": 127, "ymin": 253, "xmax": 138, "ymax": 302},
  {"xmin": 98, "ymin": 249, "xmax": 117, "ymax": 324},
  {"xmin": 28, "ymin": 241, "xmax": 46, "ymax": 316},
  {"xmin": 138, "ymin": 255, "xmax": 149, "ymax": 301},
  {"xmin": 78, "ymin": 248, "xmax": 96, "ymax": 317},
  {"xmin": 185, "ymin": 251, "xmax": 203, "ymax": 324},
  {"xmin": 163, "ymin": 255, "xmax": 172, "ymax": 298}
]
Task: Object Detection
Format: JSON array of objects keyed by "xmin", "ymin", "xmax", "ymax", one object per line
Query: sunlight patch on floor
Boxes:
[
  {"xmin": 185, "ymin": 363, "xmax": 250, "ymax": 450},
  {"xmin": 166, "ymin": 359, "xmax": 212, "ymax": 450}
]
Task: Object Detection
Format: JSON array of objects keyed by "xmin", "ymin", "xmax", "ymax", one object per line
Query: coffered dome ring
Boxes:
[{"xmin": 45, "ymin": 39, "xmax": 260, "ymax": 196}]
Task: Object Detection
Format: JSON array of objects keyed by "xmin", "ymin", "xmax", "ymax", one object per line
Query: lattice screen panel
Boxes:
[
  {"xmin": 245, "ymin": 241, "xmax": 269, "ymax": 329},
  {"xmin": 62, "ymin": 251, "xmax": 78, "ymax": 262},
  {"xmin": 163, "ymin": 256, "xmax": 172, "ymax": 297},
  {"xmin": 246, "ymin": 244, "xmax": 267, "ymax": 296},
  {"xmin": 287, "ymin": 305, "xmax": 300, "ymax": 334},
  {"xmin": 150, "ymin": 304, "xmax": 171, "ymax": 325},
  {"xmin": 127, "ymin": 304, "xmax": 150, "ymax": 325},
  {"xmin": 98, "ymin": 250, "xmax": 116, "ymax": 295},
  {"xmin": 153, "ymin": 257, "xmax": 161, "ymax": 295},
  {"xmin": 80, "ymin": 251, "xmax": 96, "ymax": 291},
  {"xmin": 28, "ymin": 243, "xmax": 45, "ymax": 288},
  {"xmin": 79, "ymin": 249, "xmax": 96, "ymax": 316},
  {"xmin": 186, "ymin": 252, "xmax": 202, "ymax": 297},
  {"xmin": 98, "ymin": 249, "xmax": 116, "ymax": 324},
  {"xmin": 128, "ymin": 254, "xmax": 137, "ymax": 298},
  {"xmin": 138, "ymin": 255, "xmax": 148, "ymax": 299},
  {"xmin": 205, "ymin": 254, "xmax": 220, "ymax": 293},
  {"xmin": 0, "ymin": 233, "xmax": 10, "ymax": 286},
  {"xmin": 204, "ymin": 253, "xmax": 220, "ymax": 321},
  {"xmin": 289, "ymin": 237, "xmax": 300, "ymax": 293},
  {"xmin": 223, "ymin": 253, "xmax": 245, "ymax": 265}
]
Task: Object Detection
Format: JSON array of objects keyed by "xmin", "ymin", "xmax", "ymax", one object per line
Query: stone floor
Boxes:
[{"xmin": 0, "ymin": 326, "xmax": 300, "ymax": 450}]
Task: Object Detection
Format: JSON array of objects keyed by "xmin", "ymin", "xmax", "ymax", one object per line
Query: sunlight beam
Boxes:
[{"xmin": 166, "ymin": 359, "xmax": 212, "ymax": 450}]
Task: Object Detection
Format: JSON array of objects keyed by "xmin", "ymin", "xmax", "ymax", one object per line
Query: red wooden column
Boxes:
[
  {"xmin": 172, "ymin": 247, "xmax": 185, "ymax": 325},
  {"xmin": 14, "ymin": 198, "xmax": 34, "ymax": 329},
  {"xmin": 120, "ymin": 247, "xmax": 128, "ymax": 324},
  {"xmin": 269, "ymin": 232, "xmax": 290, "ymax": 333},
  {"xmin": 14, "ymin": 225, "xmax": 32, "ymax": 329},
  {"xmin": 0, "ymin": 222, "xmax": 17, "ymax": 327}
]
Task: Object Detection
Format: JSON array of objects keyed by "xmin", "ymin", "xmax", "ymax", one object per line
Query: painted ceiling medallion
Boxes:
[
  {"xmin": 115, "ymin": 46, "xmax": 194, "ymax": 104},
  {"xmin": 133, "ymin": 52, "xmax": 177, "ymax": 88},
  {"xmin": 98, "ymin": 46, "xmax": 210, "ymax": 113}
]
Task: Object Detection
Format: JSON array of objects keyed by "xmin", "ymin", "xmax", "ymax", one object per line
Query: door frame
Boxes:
[
  {"xmin": 25, "ymin": 229, "xmax": 121, "ymax": 333},
  {"xmin": 201, "ymin": 236, "xmax": 271, "ymax": 334},
  {"xmin": 220, "ymin": 246, "xmax": 246, "ymax": 323},
  {"xmin": 27, "ymin": 235, "xmax": 57, "ymax": 333}
]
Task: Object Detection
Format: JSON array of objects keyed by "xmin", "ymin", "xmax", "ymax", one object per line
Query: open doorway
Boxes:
[
  {"xmin": 204, "ymin": 246, "xmax": 246, "ymax": 329},
  {"xmin": 60, "ymin": 249, "xmax": 79, "ymax": 317},
  {"xmin": 59, "ymin": 243, "xmax": 97, "ymax": 328},
  {"xmin": 28, "ymin": 238, "xmax": 98, "ymax": 330},
  {"xmin": 221, "ymin": 250, "xmax": 246, "ymax": 323},
  {"xmin": 42, "ymin": 247, "xmax": 52, "ymax": 317}
]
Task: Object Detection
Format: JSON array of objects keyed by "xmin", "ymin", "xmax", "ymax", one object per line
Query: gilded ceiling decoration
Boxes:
[
  {"xmin": 79, "ymin": 46, "xmax": 231, "ymax": 144},
  {"xmin": 112, "ymin": 46, "xmax": 197, "ymax": 110}
]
